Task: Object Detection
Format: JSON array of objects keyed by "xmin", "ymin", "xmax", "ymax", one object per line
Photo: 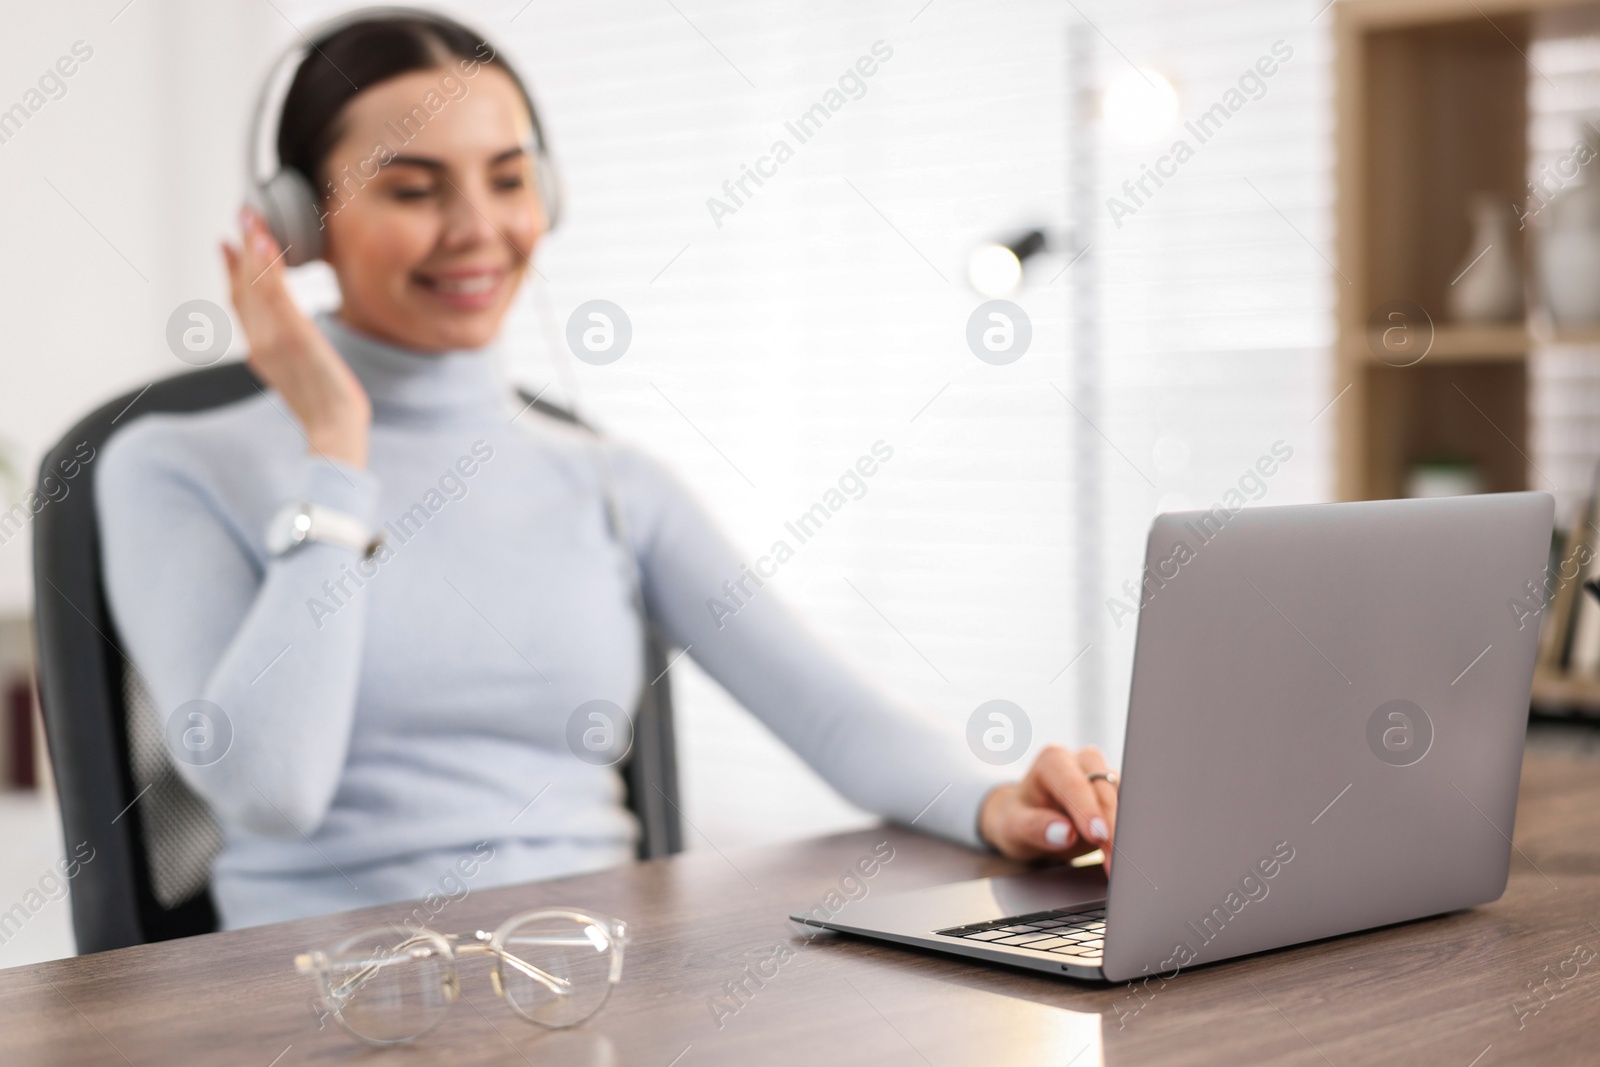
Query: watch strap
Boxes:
[{"xmin": 268, "ymin": 501, "xmax": 382, "ymax": 558}]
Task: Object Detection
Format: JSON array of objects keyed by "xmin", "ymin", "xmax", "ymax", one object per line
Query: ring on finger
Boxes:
[{"xmin": 1086, "ymin": 770, "xmax": 1120, "ymax": 788}]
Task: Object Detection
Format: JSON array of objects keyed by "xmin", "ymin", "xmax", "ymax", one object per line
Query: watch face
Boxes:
[{"xmin": 266, "ymin": 504, "xmax": 311, "ymax": 556}]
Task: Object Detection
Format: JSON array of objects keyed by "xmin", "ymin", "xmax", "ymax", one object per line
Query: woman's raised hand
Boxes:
[
  {"xmin": 978, "ymin": 744, "xmax": 1119, "ymax": 873},
  {"xmin": 222, "ymin": 207, "xmax": 371, "ymax": 469}
]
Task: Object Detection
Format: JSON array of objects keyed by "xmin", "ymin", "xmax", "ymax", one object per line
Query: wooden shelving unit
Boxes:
[
  {"xmin": 1335, "ymin": 0, "xmax": 1600, "ymax": 713},
  {"xmin": 1530, "ymin": 665, "xmax": 1600, "ymax": 713}
]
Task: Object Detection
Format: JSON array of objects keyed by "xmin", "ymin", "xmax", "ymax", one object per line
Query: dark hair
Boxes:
[{"xmin": 276, "ymin": 10, "xmax": 536, "ymax": 190}]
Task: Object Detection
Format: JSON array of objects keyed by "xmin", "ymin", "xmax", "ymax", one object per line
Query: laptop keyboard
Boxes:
[{"xmin": 936, "ymin": 906, "xmax": 1106, "ymax": 960}]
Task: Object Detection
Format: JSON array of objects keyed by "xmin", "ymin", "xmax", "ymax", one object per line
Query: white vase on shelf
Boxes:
[
  {"xmin": 1540, "ymin": 167, "xmax": 1600, "ymax": 328},
  {"xmin": 1449, "ymin": 194, "xmax": 1523, "ymax": 323}
]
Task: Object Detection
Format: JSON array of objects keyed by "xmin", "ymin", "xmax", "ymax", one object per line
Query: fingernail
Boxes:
[
  {"xmin": 1045, "ymin": 821, "xmax": 1071, "ymax": 847},
  {"xmin": 1090, "ymin": 817, "xmax": 1109, "ymax": 842}
]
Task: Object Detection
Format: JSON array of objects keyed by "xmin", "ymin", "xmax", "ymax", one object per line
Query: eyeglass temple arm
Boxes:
[
  {"xmin": 493, "ymin": 947, "xmax": 573, "ymax": 995},
  {"xmin": 295, "ymin": 931, "xmax": 443, "ymax": 999},
  {"xmin": 492, "ymin": 924, "xmax": 626, "ymax": 994}
]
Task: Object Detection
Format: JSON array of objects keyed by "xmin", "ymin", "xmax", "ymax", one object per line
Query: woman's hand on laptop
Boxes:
[{"xmin": 978, "ymin": 744, "xmax": 1117, "ymax": 873}]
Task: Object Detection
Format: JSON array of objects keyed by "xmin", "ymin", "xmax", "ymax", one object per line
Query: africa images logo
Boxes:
[{"xmin": 1366, "ymin": 699, "xmax": 1433, "ymax": 767}]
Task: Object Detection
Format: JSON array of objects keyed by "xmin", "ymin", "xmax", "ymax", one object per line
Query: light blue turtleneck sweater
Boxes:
[{"xmin": 96, "ymin": 313, "xmax": 1006, "ymax": 929}]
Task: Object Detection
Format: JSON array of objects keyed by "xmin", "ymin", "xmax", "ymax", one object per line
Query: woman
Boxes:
[{"xmin": 97, "ymin": 10, "xmax": 1118, "ymax": 930}]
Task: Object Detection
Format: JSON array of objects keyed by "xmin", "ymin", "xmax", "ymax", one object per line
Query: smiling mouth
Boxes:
[{"xmin": 413, "ymin": 271, "xmax": 503, "ymax": 295}]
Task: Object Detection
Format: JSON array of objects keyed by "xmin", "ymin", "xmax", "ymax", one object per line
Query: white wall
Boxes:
[
  {"xmin": 0, "ymin": 0, "xmax": 277, "ymax": 612},
  {"xmin": 1085, "ymin": 3, "xmax": 1335, "ymax": 771},
  {"xmin": 1530, "ymin": 33, "xmax": 1600, "ymax": 529},
  {"xmin": 0, "ymin": 0, "xmax": 1333, "ymax": 862}
]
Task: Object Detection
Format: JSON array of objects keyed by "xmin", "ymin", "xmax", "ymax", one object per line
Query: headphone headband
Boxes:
[{"xmin": 247, "ymin": 5, "xmax": 560, "ymax": 264}]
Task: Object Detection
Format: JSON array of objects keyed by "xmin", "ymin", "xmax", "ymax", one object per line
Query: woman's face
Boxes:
[{"xmin": 318, "ymin": 65, "xmax": 545, "ymax": 354}]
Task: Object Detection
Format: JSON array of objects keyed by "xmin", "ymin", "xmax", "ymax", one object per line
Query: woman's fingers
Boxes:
[
  {"xmin": 232, "ymin": 210, "xmax": 295, "ymax": 336},
  {"xmin": 1030, "ymin": 744, "xmax": 1110, "ymax": 851},
  {"xmin": 1015, "ymin": 801, "xmax": 1077, "ymax": 855},
  {"xmin": 218, "ymin": 204, "xmax": 372, "ymax": 468},
  {"xmin": 244, "ymin": 208, "xmax": 290, "ymax": 289},
  {"xmin": 225, "ymin": 215, "xmax": 271, "ymax": 346},
  {"xmin": 979, "ymin": 745, "xmax": 1124, "ymax": 868},
  {"xmin": 228, "ymin": 207, "xmax": 331, "ymax": 380},
  {"xmin": 1074, "ymin": 746, "xmax": 1118, "ymax": 873},
  {"xmin": 228, "ymin": 209, "xmax": 262, "ymax": 293},
  {"xmin": 979, "ymin": 784, "xmax": 1086, "ymax": 860},
  {"xmin": 1075, "ymin": 747, "xmax": 1118, "ymax": 835}
]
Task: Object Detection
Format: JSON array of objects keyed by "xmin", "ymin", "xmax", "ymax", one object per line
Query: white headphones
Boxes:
[{"xmin": 246, "ymin": 5, "xmax": 562, "ymax": 266}]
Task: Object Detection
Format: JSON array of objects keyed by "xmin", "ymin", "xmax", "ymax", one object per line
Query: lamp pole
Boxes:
[{"xmin": 1066, "ymin": 21, "xmax": 1104, "ymax": 750}]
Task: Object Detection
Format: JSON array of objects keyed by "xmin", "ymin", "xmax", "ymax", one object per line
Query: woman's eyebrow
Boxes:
[
  {"xmin": 381, "ymin": 155, "xmax": 446, "ymax": 171},
  {"xmin": 379, "ymin": 146, "xmax": 528, "ymax": 171}
]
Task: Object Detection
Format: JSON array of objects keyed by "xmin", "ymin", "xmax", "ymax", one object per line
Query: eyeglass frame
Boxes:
[{"xmin": 295, "ymin": 907, "xmax": 629, "ymax": 1047}]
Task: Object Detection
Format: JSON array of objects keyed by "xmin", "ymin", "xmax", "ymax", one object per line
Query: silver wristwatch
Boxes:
[{"xmin": 266, "ymin": 501, "xmax": 383, "ymax": 559}]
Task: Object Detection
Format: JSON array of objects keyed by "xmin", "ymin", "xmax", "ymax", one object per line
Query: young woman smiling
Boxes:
[{"xmin": 96, "ymin": 10, "xmax": 1119, "ymax": 930}]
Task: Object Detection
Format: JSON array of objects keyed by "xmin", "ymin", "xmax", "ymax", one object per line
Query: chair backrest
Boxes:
[{"xmin": 33, "ymin": 361, "xmax": 681, "ymax": 954}]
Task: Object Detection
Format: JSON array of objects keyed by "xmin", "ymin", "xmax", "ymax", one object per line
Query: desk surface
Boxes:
[{"xmin": 5, "ymin": 729, "xmax": 1600, "ymax": 1066}]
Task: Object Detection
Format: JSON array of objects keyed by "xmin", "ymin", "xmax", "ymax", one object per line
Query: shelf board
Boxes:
[
  {"xmin": 1430, "ymin": 323, "xmax": 1531, "ymax": 358},
  {"xmin": 1531, "ymin": 666, "xmax": 1600, "ymax": 713},
  {"xmin": 1345, "ymin": 322, "xmax": 1600, "ymax": 362},
  {"xmin": 1534, "ymin": 323, "xmax": 1600, "ymax": 346},
  {"xmin": 1338, "ymin": 0, "xmax": 1600, "ymax": 32},
  {"xmin": 1355, "ymin": 323, "xmax": 1529, "ymax": 363}
]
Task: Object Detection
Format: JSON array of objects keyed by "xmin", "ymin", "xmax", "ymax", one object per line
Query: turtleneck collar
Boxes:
[{"xmin": 315, "ymin": 311, "xmax": 507, "ymax": 424}]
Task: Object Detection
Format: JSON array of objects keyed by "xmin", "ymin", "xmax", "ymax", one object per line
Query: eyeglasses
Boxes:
[{"xmin": 295, "ymin": 909, "xmax": 628, "ymax": 1046}]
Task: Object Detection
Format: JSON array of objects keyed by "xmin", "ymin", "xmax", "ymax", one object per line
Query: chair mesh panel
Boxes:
[{"xmin": 122, "ymin": 666, "xmax": 223, "ymax": 909}]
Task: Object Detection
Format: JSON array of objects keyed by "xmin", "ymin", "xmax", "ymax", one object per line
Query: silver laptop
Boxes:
[{"xmin": 791, "ymin": 492, "xmax": 1553, "ymax": 983}]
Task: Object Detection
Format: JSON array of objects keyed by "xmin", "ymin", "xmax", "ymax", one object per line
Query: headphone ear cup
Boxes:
[
  {"xmin": 534, "ymin": 152, "xmax": 562, "ymax": 231},
  {"xmin": 255, "ymin": 168, "xmax": 324, "ymax": 266}
]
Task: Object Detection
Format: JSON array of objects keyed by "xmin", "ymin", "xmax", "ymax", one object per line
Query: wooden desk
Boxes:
[{"xmin": 4, "ymin": 732, "xmax": 1599, "ymax": 1066}]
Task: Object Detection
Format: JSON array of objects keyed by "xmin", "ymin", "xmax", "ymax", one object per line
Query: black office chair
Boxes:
[{"xmin": 33, "ymin": 361, "xmax": 683, "ymax": 955}]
